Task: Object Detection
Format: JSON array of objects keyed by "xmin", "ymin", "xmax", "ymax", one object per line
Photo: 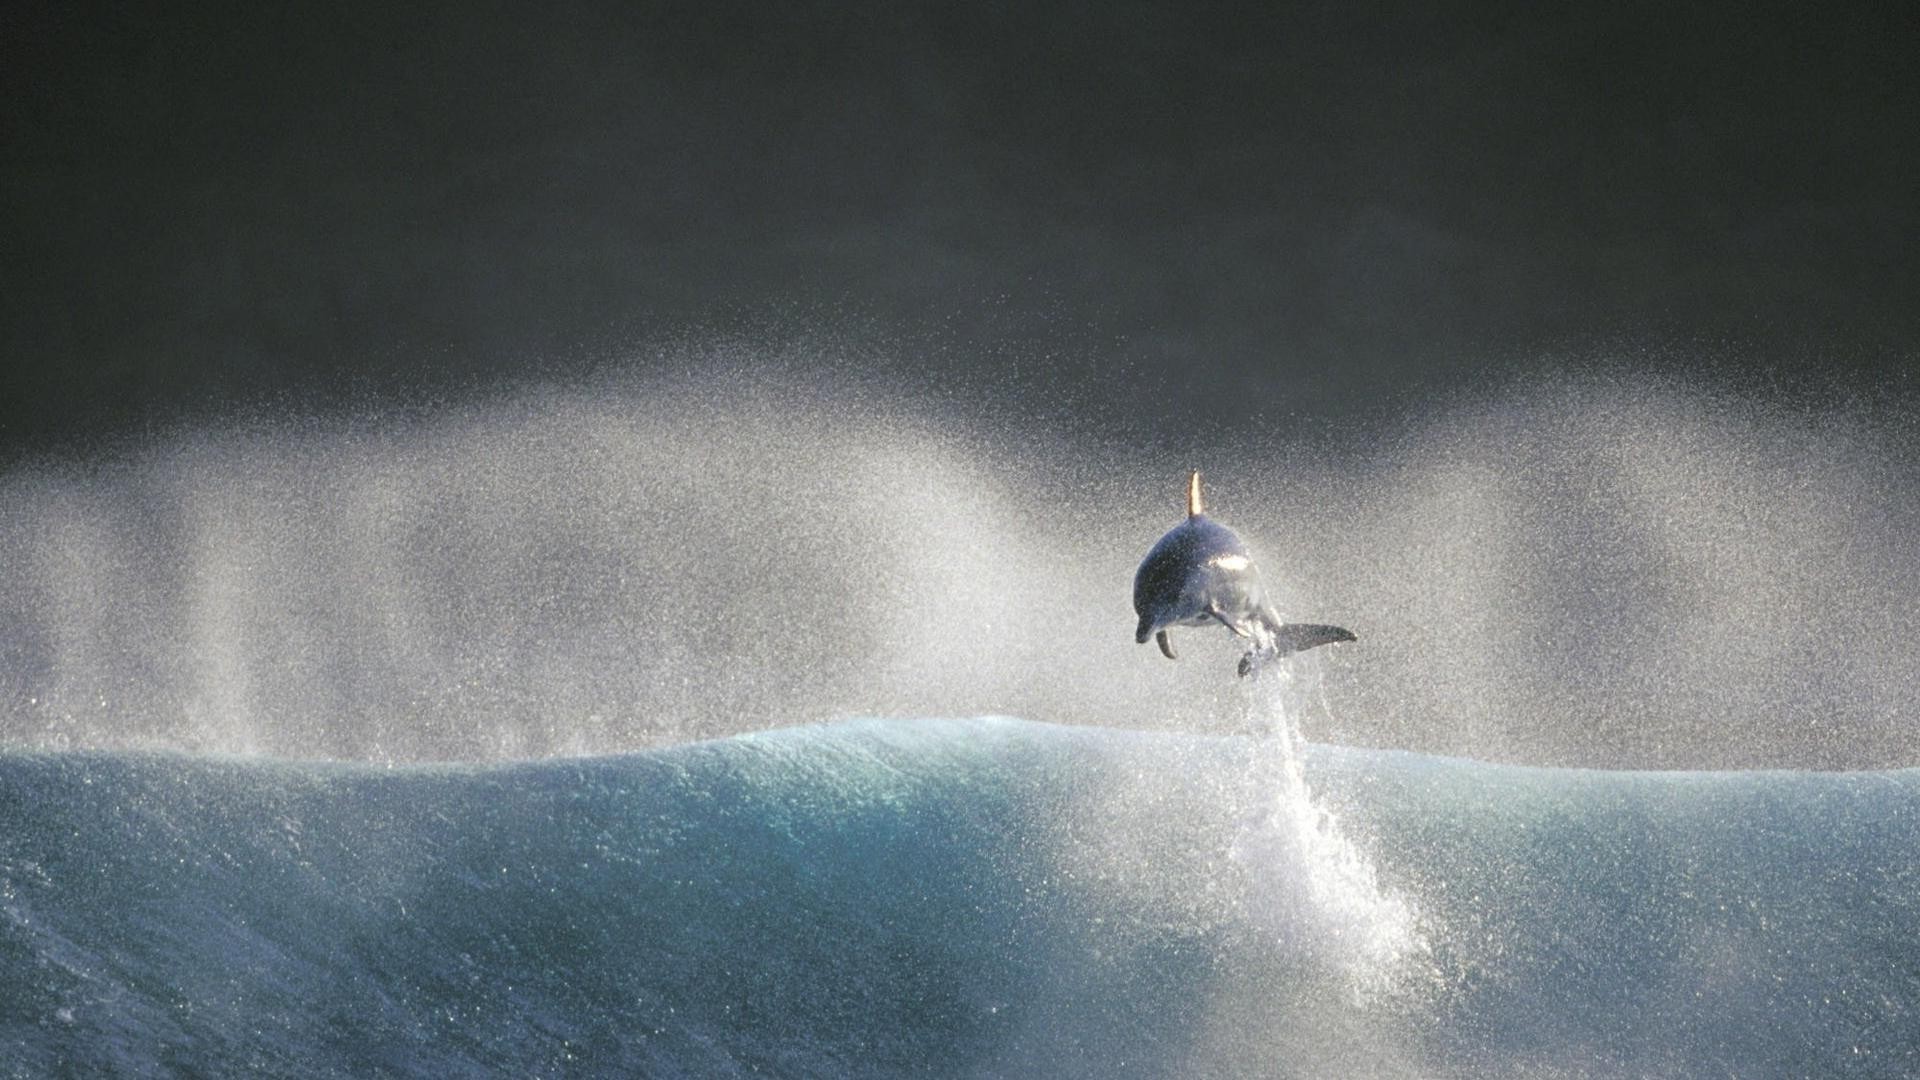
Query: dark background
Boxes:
[{"xmin": 5, "ymin": 1, "xmax": 1916, "ymax": 457}]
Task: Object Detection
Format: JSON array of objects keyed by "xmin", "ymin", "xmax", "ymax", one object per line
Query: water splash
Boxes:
[{"xmin": 1228, "ymin": 664, "xmax": 1427, "ymax": 1000}]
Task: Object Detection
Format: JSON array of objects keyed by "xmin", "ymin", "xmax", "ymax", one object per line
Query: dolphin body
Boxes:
[{"xmin": 1133, "ymin": 471, "xmax": 1355, "ymax": 677}]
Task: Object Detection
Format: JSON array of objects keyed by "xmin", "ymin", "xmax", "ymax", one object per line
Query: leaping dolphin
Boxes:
[{"xmin": 1133, "ymin": 471, "xmax": 1355, "ymax": 677}]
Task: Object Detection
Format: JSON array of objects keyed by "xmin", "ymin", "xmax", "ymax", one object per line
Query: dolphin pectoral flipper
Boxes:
[
  {"xmin": 1156, "ymin": 629, "xmax": 1178, "ymax": 660},
  {"xmin": 1268, "ymin": 622, "xmax": 1357, "ymax": 658}
]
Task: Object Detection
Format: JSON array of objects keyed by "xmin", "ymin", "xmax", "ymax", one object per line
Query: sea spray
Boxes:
[
  {"xmin": 5, "ymin": 368, "xmax": 1915, "ymax": 767},
  {"xmin": 1227, "ymin": 663, "xmax": 1427, "ymax": 1001}
]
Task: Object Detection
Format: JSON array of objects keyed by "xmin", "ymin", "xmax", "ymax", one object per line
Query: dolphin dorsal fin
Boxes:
[{"xmin": 1186, "ymin": 470, "xmax": 1203, "ymax": 517}]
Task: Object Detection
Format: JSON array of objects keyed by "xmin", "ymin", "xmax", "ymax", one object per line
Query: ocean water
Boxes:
[{"xmin": 4, "ymin": 700, "xmax": 1915, "ymax": 1077}]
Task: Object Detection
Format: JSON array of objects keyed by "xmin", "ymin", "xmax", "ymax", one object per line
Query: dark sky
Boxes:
[{"xmin": 4, "ymin": 1, "xmax": 1916, "ymax": 456}]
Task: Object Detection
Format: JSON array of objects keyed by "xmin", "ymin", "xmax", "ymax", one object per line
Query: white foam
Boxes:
[{"xmin": 1228, "ymin": 668, "xmax": 1428, "ymax": 1000}]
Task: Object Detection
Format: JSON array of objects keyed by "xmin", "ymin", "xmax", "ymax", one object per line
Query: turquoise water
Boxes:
[{"xmin": 2, "ymin": 715, "xmax": 1914, "ymax": 1078}]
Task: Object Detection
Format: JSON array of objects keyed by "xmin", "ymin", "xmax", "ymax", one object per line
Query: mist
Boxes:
[{"xmin": 4, "ymin": 344, "xmax": 1913, "ymax": 769}]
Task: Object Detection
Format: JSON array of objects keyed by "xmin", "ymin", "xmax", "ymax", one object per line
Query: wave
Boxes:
[{"xmin": 3, "ymin": 716, "xmax": 1915, "ymax": 1078}]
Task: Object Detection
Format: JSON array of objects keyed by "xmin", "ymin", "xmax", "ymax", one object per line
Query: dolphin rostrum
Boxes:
[{"xmin": 1133, "ymin": 471, "xmax": 1355, "ymax": 677}]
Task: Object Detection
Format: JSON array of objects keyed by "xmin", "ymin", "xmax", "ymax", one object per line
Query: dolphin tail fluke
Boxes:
[
  {"xmin": 1270, "ymin": 622, "xmax": 1356, "ymax": 658},
  {"xmin": 1238, "ymin": 622, "xmax": 1357, "ymax": 677}
]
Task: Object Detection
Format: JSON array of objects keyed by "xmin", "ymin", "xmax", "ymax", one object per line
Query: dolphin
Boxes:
[{"xmin": 1133, "ymin": 471, "xmax": 1355, "ymax": 677}]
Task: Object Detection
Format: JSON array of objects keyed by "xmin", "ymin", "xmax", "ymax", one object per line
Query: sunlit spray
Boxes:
[
  {"xmin": 4, "ymin": 360, "xmax": 1917, "ymax": 769},
  {"xmin": 1229, "ymin": 664, "xmax": 1427, "ymax": 1002}
]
